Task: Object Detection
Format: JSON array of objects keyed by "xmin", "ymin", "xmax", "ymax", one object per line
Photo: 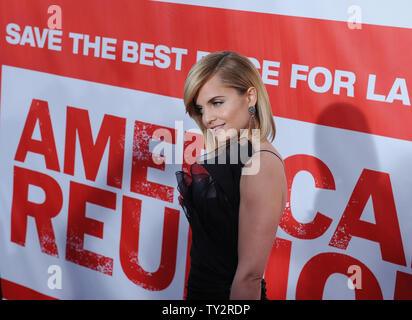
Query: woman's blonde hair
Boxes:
[{"xmin": 183, "ymin": 51, "xmax": 276, "ymax": 153}]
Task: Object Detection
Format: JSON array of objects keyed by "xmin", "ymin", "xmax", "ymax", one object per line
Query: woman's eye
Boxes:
[{"xmin": 195, "ymin": 101, "xmax": 222, "ymax": 115}]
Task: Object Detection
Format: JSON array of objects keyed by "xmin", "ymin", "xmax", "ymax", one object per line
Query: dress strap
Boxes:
[{"xmin": 254, "ymin": 150, "xmax": 284, "ymax": 166}]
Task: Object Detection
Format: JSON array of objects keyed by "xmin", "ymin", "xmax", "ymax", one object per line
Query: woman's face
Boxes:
[{"xmin": 194, "ymin": 74, "xmax": 257, "ymax": 142}]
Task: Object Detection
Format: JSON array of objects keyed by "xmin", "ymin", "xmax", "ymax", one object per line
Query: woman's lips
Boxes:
[{"xmin": 212, "ymin": 124, "xmax": 225, "ymax": 132}]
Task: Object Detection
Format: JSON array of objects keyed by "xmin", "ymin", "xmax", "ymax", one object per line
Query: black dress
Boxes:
[{"xmin": 175, "ymin": 136, "xmax": 269, "ymax": 300}]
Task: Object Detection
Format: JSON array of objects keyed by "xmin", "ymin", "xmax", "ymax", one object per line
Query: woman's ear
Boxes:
[{"xmin": 246, "ymin": 87, "xmax": 257, "ymax": 106}]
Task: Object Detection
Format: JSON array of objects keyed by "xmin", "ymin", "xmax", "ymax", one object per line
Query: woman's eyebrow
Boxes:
[{"xmin": 195, "ymin": 96, "xmax": 225, "ymax": 107}]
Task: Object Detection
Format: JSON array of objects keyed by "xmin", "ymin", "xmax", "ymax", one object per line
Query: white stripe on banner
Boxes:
[{"xmin": 151, "ymin": 0, "xmax": 412, "ymax": 29}]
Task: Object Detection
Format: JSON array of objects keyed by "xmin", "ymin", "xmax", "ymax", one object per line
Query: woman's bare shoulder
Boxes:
[{"xmin": 239, "ymin": 145, "xmax": 287, "ymax": 208}]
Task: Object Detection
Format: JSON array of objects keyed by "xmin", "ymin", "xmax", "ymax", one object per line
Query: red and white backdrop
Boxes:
[{"xmin": 0, "ymin": 0, "xmax": 411, "ymax": 300}]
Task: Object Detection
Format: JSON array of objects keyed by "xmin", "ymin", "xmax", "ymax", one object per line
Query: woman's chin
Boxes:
[{"xmin": 217, "ymin": 135, "xmax": 238, "ymax": 145}]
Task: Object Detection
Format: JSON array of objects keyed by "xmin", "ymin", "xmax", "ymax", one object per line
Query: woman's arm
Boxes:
[{"xmin": 230, "ymin": 151, "xmax": 287, "ymax": 300}]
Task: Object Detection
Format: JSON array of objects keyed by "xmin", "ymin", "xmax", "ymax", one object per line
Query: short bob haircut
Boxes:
[{"xmin": 183, "ymin": 51, "xmax": 276, "ymax": 153}]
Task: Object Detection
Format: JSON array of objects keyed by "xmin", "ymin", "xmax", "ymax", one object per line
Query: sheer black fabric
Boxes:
[{"xmin": 175, "ymin": 136, "xmax": 269, "ymax": 300}]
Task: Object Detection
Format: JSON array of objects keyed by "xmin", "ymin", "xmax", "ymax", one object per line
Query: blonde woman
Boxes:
[{"xmin": 176, "ymin": 51, "xmax": 287, "ymax": 300}]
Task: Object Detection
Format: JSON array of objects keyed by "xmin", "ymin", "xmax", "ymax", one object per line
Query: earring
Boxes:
[{"xmin": 248, "ymin": 105, "xmax": 256, "ymax": 131}]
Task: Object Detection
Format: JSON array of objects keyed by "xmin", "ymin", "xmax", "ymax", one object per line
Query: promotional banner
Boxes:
[{"xmin": 0, "ymin": 0, "xmax": 411, "ymax": 299}]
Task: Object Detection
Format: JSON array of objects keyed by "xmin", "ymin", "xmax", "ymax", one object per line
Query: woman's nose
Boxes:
[{"xmin": 203, "ymin": 108, "xmax": 217, "ymax": 127}]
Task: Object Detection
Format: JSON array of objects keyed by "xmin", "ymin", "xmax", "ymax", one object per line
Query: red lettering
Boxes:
[
  {"xmin": 120, "ymin": 195, "xmax": 180, "ymax": 290},
  {"xmin": 265, "ymin": 237, "xmax": 292, "ymax": 300},
  {"xmin": 296, "ymin": 252, "xmax": 383, "ymax": 299},
  {"xmin": 329, "ymin": 169, "xmax": 406, "ymax": 266},
  {"xmin": 130, "ymin": 121, "xmax": 174, "ymax": 202},
  {"xmin": 64, "ymin": 106, "xmax": 126, "ymax": 188},
  {"xmin": 394, "ymin": 271, "xmax": 412, "ymax": 300},
  {"xmin": 11, "ymin": 166, "xmax": 62, "ymax": 257},
  {"xmin": 66, "ymin": 181, "xmax": 116, "ymax": 275},
  {"xmin": 280, "ymin": 154, "xmax": 334, "ymax": 239},
  {"xmin": 14, "ymin": 99, "xmax": 60, "ymax": 171}
]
